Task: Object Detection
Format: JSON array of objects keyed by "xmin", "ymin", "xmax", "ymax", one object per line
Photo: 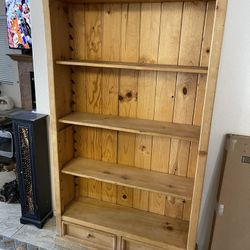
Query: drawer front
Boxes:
[
  {"xmin": 121, "ymin": 238, "xmax": 165, "ymax": 250},
  {"xmin": 63, "ymin": 222, "xmax": 116, "ymax": 250}
]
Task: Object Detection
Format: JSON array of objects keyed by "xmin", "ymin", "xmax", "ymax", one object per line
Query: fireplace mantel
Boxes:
[
  {"xmin": 7, "ymin": 54, "xmax": 32, "ymax": 62},
  {"xmin": 7, "ymin": 54, "xmax": 34, "ymax": 110}
]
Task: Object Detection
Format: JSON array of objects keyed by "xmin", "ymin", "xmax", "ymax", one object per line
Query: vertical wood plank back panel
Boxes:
[
  {"xmin": 84, "ymin": 4, "xmax": 103, "ymax": 199},
  {"xmin": 117, "ymin": 3, "xmax": 140, "ymax": 208},
  {"xmin": 64, "ymin": 0, "xmax": 220, "ymax": 222},
  {"xmin": 101, "ymin": 4, "xmax": 121, "ymax": 203},
  {"xmin": 169, "ymin": 1, "xmax": 206, "ymax": 219},
  {"xmin": 150, "ymin": 2, "xmax": 183, "ymax": 216},
  {"xmin": 133, "ymin": 2, "xmax": 161, "ymax": 211}
]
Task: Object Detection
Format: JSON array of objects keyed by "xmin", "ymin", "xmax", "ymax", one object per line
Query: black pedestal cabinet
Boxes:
[{"xmin": 11, "ymin": 112, "xmax": 52, "ymax": 228}]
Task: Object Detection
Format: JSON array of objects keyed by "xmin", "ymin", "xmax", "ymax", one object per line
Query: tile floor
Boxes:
[{"xmin": 0, "ymin": 202, "xmax": 63, "ymax": 250}]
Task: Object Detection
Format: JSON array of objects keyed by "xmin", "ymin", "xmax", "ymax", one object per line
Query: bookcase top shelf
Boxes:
[
  {"xmin": 62, "ymin": 0, "xmax": 215, "ymax": 4},
  {"xmin": 62, "ymin": 157, "xmax": 194, "ymax": 200},
  {"xmin": 59, "ymin": 112, "xmax": 200, "ymax": 142},
  {"xmin": 56, "ymin": 60, "xmax": 208, "ymax": 74}
]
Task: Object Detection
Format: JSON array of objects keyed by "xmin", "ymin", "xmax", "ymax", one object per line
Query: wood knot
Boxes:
[
  {"xmin": 103, "ymin": 171, "xmax": 110, "ymax": 175},
  {"xmin": 118, "ymin": 95, "xmax": 124, "ymax": 101},
  {"xmin": 168, "ymin": 185, "xmax": 173, "ymax": 188},
  {"xmin": 139, "ymin": 145, "xmax": 146, "ymax": 152},
  {"xmin": 126, "ymin": 91, "xmax": 132, "ymax": 98},
  {"xmin": 63, "ymin": 7, "xmax": 69, "ymax": 14},
  {"xmin": 121, "ymin": 175, "xmax": 128, "ymax": 180},
  {"xmin": 183, "ymin": 87, "xmax": 188, "ymax": 95},
  {"xmin": 122, "ymin": 194, "xmax": 127, "ymax": 199},
  {"xmin": 163, "ymin": 223, "xmax": 173, "ymax": 231},
  {"xmin": 206, "ymin": 48, "xmax": 210, "ymax": 54}
]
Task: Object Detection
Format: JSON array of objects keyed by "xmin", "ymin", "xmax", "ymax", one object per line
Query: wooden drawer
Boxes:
[
  {"xmin": 121, "ymin": 238, "xmax": 166, "ymax": 250},
  {"xmin": 62, "ymin": 222, "xmax": 117, "ymax": 250}
]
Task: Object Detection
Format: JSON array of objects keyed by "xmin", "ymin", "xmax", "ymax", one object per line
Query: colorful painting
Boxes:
[{"xmin": 5, "ymin": 0, "xmax": 32, "ymax": 49}]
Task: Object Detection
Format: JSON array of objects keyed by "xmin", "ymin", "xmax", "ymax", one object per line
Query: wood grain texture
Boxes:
[
  {"xmin": 63, "ymin": 0, "xmax": 214, "ymax": 3},
  {"xmin": 62, "ymin": 197, "xmax": 189, "ymax": 250},
  {"xmin": 46, "ymin": 0, "xmax": 72, "ymax": 234},
  {"xmin": 56, "ymin": 60, "xmax": 208, "ymax": 74},
  {"xmin": 59, "ymin": 112, "xmax": 200, "ymax": 141},
  {"xmin": 122, "ymin": 238, "xmax": 165, "ymax": 250},
  {"xmin": 84, "ymin": 4, "xmax": 103, "ymax": 200},
  {"xmin": 168, "ymin": 1, "xmax": 206, "ymax": 219},
  {"xmin": 150, "ymin": 1, "xmax": 182, "ymax": 216},
  {"xmin": 117, "ymin": 3, "xmax": 140, "ymax": 208},
  {"xmin": 187, "ymin": 0, "xmax": 228, "ymax": 248},
  {"xmin": 62, "ymin": 157, "xmax": 194, "ymax": 199},
  {"xmin": 101, "ymin": 3, "xmax": 121, "ymax": 204},
  {"xmin": 58, "ymin": 127, "xmax": 75, "ymax": 209},
  {"xmin": 184, "ymin": 1, "xmax": 216, "ymax": 221},
  {"xmin": 133, "ymin": 2, "xmax": 160, "ymax": 211},
  {"xmin": 63, "ymin": 222, "xmax": 116, "ymax": 250},
  {"xmin": 47, "ymin": 0, "xmax": 227, "ymax": 248}
]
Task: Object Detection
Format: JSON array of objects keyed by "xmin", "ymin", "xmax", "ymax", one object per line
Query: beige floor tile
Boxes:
[
  {"xmin": 12, "ymin": 218, "xmax": 57, "ymax": 250},
  {"xmin": 0, "ymin": 203, "xmax": 21, "ymax": 221}
]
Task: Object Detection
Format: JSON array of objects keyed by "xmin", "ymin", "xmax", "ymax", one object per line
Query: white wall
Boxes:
[
  {"xmin": 30, "ymin": 0, "xmax": 55, "ymax": 211},
  {"xmin": 30, "ymin": 0, "xmax": 50, "ymax": 114},
  {"xmin": 30, "ymin": 0, "xmax": 250, "ymax": 249}
]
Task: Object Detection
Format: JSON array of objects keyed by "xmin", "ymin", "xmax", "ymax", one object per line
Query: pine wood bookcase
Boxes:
[{"xmin": 45, "ymin": 0, "xmax": 227, "ymax": 249}]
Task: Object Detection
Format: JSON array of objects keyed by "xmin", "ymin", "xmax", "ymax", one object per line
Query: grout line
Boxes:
[{"xmin": 9, "ymin": 224, "xmax": 24, "ymax": 238}]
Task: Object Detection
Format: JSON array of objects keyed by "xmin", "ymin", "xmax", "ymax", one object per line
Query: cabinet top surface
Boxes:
[{"xmin": 10, "ymin": 111, "xmax": 48, "ymax": 122}]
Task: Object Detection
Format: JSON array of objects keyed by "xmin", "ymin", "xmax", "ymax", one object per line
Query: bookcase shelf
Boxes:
[
  {"xmin": 59, "ymin": 112, "xmax": 200, "ymax": 142},
  {"xmin": 62, "ymin": 0, "xmax": 214, "ymax": 3},
  {"xmin": 56, "ymin": 60, "xmax": 208, "ymax": 74},
  {"xmin": 62, "ymin": 197, "xmax": 189, "ymax": 250},
  {"xmin": 62, "ymin": 157, "xmax": 194, "ymax": 200}
]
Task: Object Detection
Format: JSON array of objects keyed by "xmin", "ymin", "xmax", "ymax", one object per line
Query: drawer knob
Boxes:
[{"xmin": 87, "ymin": 233, "xmax": 95, "ymax": 238}]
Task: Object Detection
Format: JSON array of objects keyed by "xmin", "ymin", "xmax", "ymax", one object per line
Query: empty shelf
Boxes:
[
  {"xmin": 62, "ymin": 157, "xmax": 194, "ymax": 200},
  {"xmin": 56, "ymin": 59, "xmax": 208, "ymax": 74},
  {"xmin": 59, "ymin": 112, "xmax": 200, "ymax": 142},
  {"xmin": 62, "ymin": 197, "xmax": 188, "ymax": 250}
]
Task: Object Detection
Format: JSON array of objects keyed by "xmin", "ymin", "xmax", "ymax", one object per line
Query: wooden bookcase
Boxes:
[{"xmin": 45, "ymin": 0, "xmax": 227, "ymax": 249}]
